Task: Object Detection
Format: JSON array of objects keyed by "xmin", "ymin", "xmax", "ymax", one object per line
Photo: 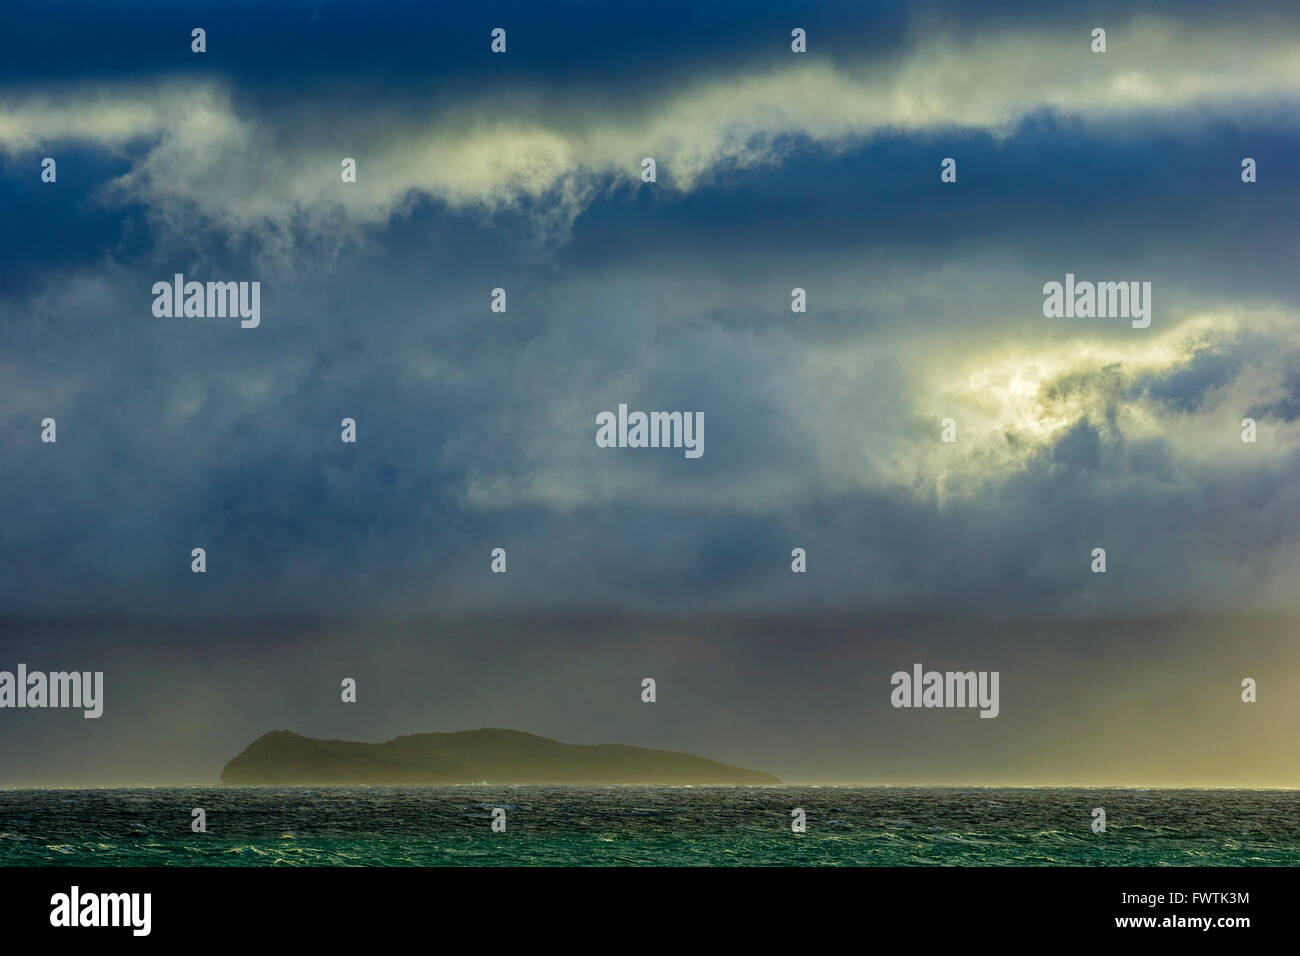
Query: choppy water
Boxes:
[{"xmin": 0, "ymin": 787, "xmax": 1296, "ymax": 865}]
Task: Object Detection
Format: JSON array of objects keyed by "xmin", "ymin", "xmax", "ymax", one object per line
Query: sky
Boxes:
[{"xmin": 1, "ymin": 0, "xmax": 1298, "ymax": 786}]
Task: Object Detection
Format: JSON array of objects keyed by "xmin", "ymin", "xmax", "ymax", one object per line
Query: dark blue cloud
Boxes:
[{"xmin": 2, "ymin": 0, "xmax": 1299, "ymax": 627}]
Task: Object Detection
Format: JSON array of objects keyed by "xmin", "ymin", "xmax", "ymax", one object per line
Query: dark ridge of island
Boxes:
[{"xmin": 220, "ymin": 728, "xmax": 781, "ymax": 785}]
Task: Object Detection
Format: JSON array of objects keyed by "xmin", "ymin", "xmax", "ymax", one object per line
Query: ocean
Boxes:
[{"xmin": 1, "ymin": 787, "xmax": 1296, "ymax": 866}]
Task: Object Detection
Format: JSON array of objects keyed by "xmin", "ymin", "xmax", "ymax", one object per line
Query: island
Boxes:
[{"xmin": 220, "ymin": 728, "xmax": 781, "ymax": 785}]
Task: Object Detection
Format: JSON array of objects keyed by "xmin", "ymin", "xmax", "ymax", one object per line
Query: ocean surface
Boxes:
[{"xmin": 1, "ymin": 787, "xmax": 1296, "ymax": 866}]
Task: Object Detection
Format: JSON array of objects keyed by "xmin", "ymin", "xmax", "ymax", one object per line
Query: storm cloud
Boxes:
[{"xmin": 1, "ymin": 0, "xmax": 1298, "ymax": 784}]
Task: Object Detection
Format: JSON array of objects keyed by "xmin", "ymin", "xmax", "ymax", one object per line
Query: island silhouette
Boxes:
[{"xmin": 221, "ymin": 728, "xmax": 781, "ymax": 785}]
